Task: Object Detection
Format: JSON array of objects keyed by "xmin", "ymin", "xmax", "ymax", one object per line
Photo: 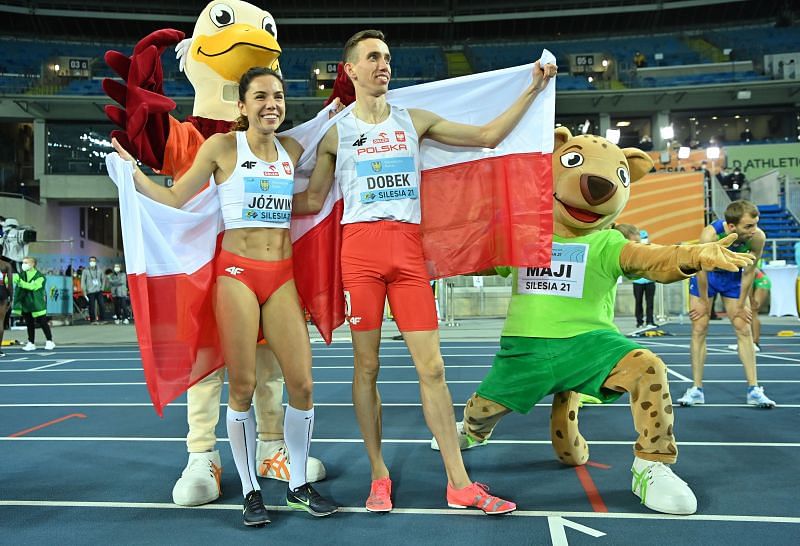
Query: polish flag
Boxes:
[
  {"xmin": 107, "ymin": 52, "xmax": 555, "ymax": 413},
  {"xmin": 106, "ymin": 157, "xmax": 224, "ymax": 414},
  {"xmin": 287, "ymin": 52, "xmax": 556, "ymax": 342}
]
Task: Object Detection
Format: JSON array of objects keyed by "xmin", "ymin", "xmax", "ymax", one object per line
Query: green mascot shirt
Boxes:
[{"xmin": 497, "ymin": 229, "xmax": 629, "ymax": 339}]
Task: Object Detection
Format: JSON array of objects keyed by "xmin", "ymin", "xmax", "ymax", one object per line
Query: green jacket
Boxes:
[{"xmin": 13, "ymin": 268, "xmax": 47, "ymax": 317}]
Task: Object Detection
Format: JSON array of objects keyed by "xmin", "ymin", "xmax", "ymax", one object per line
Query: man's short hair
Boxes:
[
  {"xmin": 724, "ymin": 200, "xmax": 759, "ymax": 225},
  {"xmin": 24, "ymin": 256, "xmax": 37, "ymax": 266},
  {"xmin": 613, "ymin": 223, "xmax": 639, "ymax": 240},
  {"xmin": 343, "ymin": 29, "xmax": 386, "ymax": 63}
]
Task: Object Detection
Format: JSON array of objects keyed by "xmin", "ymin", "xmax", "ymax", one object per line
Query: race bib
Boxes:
[
  {"xmin": 356, "ymin": 157, "xmax": 418, "ymax": 204},
  {"xmin": 242, "ymin": 176, "xmax": 293, "ymax": 223},
  {"xmin": 517, "ymin": 242, "xmax": 588, "ymax": 298}
]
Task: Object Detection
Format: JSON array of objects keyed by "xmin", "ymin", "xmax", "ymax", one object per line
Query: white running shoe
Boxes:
[
  {"xmin": 44, "ymin": 340, "xmax": 56, "ymax": 351},
  {"xmin": 256, "ymin": 439, "xmax": 326, "ymax": 483},
  {"xmin": 172, "ymin": 450, "xmax": 222, "ymax": 506},
  {"xmin": 747, "ymin": 386, "xmax": 776, "ymax": 408},
  {"xmin": 22, "ymin": 342, "xmax": 36, "ymax": 351},
  {"xmin": 431, "ymin": 420, "xmax": 488, "ymax": 451},
  {"xmin": 677, "ymin": 386, "xmax": 705, "ymax": 407},
  {"xmin": 123, "ymin": 319, "xmax": 130, "ymax": 325},
  {"xmin": 631, "ymin": 457, "xmax": 697, "ymax": 515},
  {"xmin": 726, "ymin": 343, "xmax": 760, "ymax": 353}
]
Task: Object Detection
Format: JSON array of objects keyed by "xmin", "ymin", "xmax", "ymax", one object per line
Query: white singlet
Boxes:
[
  {"xmin": 217, "ymin": 131, "xmax": 294, "ymax": 230},
  {"xmin": 335, "ymin": 105, "xmax": 421, "ymax": 225}
]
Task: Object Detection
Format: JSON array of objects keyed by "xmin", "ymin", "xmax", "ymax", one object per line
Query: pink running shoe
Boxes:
[
  {"xmin": 365, "ymin": 477, "xmax": 393, "ymax": 513},
  {"xmin": 446, "ymin": 482, "xmax": 516, "ymax": 515}
]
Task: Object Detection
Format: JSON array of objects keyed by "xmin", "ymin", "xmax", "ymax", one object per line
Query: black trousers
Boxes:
[
  {"xmin": 633, "ymin": 282, "xmax": 656, "ymax": 326},
  {"xmin": 87, "ymin": 292, "xmax": 106, "ymax": 321},
  {"xmin": 113, "ymin": 296, "xmax": 131, "ymax": 320},
  {"xmin": 23, "ymin": 312, "xmax": 52, "ymax": 343}
]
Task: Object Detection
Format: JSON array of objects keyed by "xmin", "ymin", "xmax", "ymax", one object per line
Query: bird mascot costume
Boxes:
[{"xmin": 103, "ymin": 0, "xmax": 353, "ymax": 506}]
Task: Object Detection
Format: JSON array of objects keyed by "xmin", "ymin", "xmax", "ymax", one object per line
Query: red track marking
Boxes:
[
  {"xmin": 8, "ymin": 413, "xmax": 87, "ymax": 437},
  {"xmin": 586, "ymin": 460, "xmax": 611, "ymax": 469},
  {"xmin": 574, "ymin": 465, "xmax": 608, "ymax": 512}
]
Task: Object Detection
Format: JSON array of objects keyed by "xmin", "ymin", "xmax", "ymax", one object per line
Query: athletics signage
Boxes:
[{"xmin": 725, "ymin": 143, "xmax": 800, "ymax": 179}]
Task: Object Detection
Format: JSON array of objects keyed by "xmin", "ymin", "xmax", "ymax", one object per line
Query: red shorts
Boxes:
[
  {"xmin": 215, "ymin": 248, "xmax": 294, "ymax": 305},
  {"xmin": 341, "ymin": 221, "xmax": 438, "ymax": 332}
]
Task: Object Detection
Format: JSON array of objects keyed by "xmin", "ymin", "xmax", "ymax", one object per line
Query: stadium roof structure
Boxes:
[{"xmin": 0, "ymin": 0, "xmax": 792, "ymax": 44}]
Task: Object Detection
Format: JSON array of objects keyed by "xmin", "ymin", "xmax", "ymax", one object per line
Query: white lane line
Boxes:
[
  {"xmin": 2, "ymin": 402, "xmax": 799, "ymax": 408},
  {"xmin": 28, "ymin": 359, "xmax": 77, "ymax": 371},
  {"xmin": 0, "ymin": 500, "xmax": 798, "ymax": 524},
  {"xmin": 0, "ymin": 369, "xmax": 145, "ymax": 373},
  {"xmin": 4, "ymin": 362, "xmax": 800, "ymax": 374},
  {"xmin": 666, "ymin": 368, "xmax": 693, "ymax": 382},
  {"xmin": 0, "ymin": 365, "xmax": 491, "ymax": 373},
  {"xmin": 3, "ymin": 379, "xmax": 800, "ymax": 388},
  {"xmin": 0, "ymin": 353, "xmax": 497, "ymax": 363},
  {"xmin": 3, "ymin": 437, "xmax": 799, "ymax": 447},
  {"xmin": 644, "ymin": 341, "xmax": 800, "ymax": 363}
]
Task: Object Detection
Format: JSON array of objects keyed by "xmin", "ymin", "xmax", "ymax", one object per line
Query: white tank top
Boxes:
[
  {"xmin": 335, "ymin": 106, "xmax": 421, "ymax": 225},
  {"xmin": 216, "ymin": 131, "xmax": 294, "ymax": 230}
]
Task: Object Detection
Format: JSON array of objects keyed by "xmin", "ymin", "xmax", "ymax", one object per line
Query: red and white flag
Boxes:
[
  {"xmin": 107, "ymin": 52, "xmax": 555, "ymax": 414},
  {"xmin": 287, "ymin": 53, "xmax": 556, "ymax": 343}
]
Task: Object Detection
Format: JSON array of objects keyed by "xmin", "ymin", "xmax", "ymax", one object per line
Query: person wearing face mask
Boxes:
[
  {"xmin": 107, "ymin": 263, "xmax": 131, "ymax": 324},
  {"xmin": 12, "ymin": 256, "xmax": 55, "ymax": 351},
  {"xmin": 80, "ymin": 256, "xmax": 107, "ymax": 324}
]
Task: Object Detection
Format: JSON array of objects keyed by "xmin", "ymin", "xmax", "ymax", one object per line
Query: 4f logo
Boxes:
[
  {"xmin": 225, "ymin": 266, "xmax": 244, "ymax": 276},
  {"xmin": 241, "ymin": 161, "xmax": 257, "ymax": 169},
  {"xmin": 352, "ymin": 134, "xmax": 368, "ymax": 146}
]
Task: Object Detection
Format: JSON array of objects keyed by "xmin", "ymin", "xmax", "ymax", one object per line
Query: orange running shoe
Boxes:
[
  {"xmin": 446, "ymin": 482, "xmax": 516, "ymax": 515},
  {"xmin": 365, "ymin": 477, "xmax": 393, "ymax": 513}
]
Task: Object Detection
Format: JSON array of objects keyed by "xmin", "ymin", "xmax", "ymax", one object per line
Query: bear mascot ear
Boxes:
[
  {"xmin": 554, "ymin": 126, "xmax": 573, "ymax": 152},
  {"xmin": 622, "ymin": 148, "xmax": 655, "ymax": 183}
]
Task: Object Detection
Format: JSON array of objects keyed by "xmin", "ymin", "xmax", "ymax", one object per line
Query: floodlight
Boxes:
[{"xmin": 605, "ymin": 129, "xmax": 621, "ymax": 144}]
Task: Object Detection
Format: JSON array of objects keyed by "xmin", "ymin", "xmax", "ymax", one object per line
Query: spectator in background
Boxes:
[
  {"xmin": 0, "ymin": 257, "xmax": 13, "ymax": 357},
  {"xmin": 107, "ymin": 263, "xmax": 131, "ymax": 324},
  {"xmin": 613, "ymin": 224, "xmax": 657, "ymax": 328},
  {"xmin": 80, "ymin": 256, "xmax": 106, "ymax": 324},
  {"xmin": 729, "ymin": 167, "xmax": 747, "ymax": 199},
  {"xmin": 633, "ymin": 230, "xmax": 657, "ymax": 328},
  {"xmin": 13, "ymin": 256, "xmax": 55, "ymax": 351},
  {"xmin": 633, "ymin": 51, "xmax": 647, "ymax": 68}
]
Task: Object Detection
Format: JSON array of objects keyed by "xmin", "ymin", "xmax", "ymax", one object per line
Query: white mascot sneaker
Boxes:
[
  {"xmin": 431, "ymin": 421, "xmax": 488, "ymax": 451},
  {"xmin": 172, "ymin": 450, "xmax": 222, "ymax": 506},
  {"xmin": 256, "ymin": 439, "xmax": 326, "ymax": 483},
  {"xmin": 631, "ymin": 456, "xmax": 697, "ymax": 515}
]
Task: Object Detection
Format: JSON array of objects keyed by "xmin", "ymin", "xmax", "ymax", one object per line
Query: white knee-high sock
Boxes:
[
  {"xmin": 284, "ymin": 405, "xmax": 314, "ymax": 491},
  {"xmin": 226, "ymin": 406, "xmax": 260, "ymax": 496}
]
